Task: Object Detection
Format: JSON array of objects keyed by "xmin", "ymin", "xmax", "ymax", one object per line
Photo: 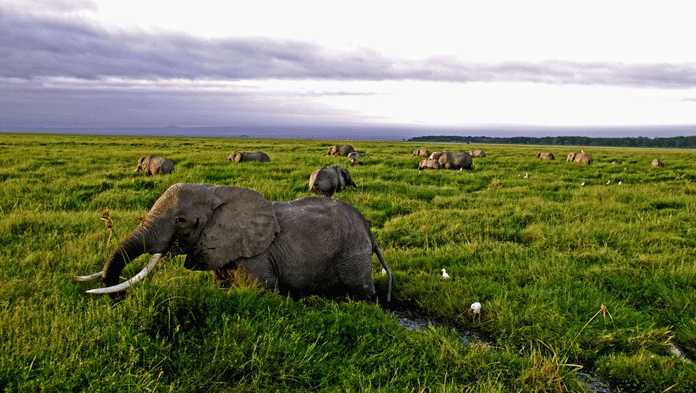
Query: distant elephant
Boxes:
[
  {"xmin": 347, "ymin": 152, "xmax": 369, "ymax": 159},
  {"xmin": 74, "ymin": 183, "xmax": 392, "ymax": 301},
  {"xmin": 412, "ymin": 149, "xmax": 430, "ymax": 157},
  {"xmin": 309, "ymin": 166, "xmax": 357, "ymax": 197},
  {"xmin": 652, "ymin": 158, "xmax": 663, "ymax": 167},
  {"xmin": 135, "ymin": 156, "xmax": 174, "ymax": 176},
  {"xmin": 467, "ymin": 150, "xmax": 486, "ymax": 158},
  {"xmin": 418, "ymin": 158, "xmax": 441, "ymax": 170},
  {"xmin": 227, "ymin": 151, "xmax": 270, "ymax": 163},
  {"xmin": 348, "ymin": 156, "xmax": 363, "ymax": 166},
  {"xmin": 537, "ymin": 152, "xmax": 555, "ymax": 160},
  {"xmin": 429, "ymin": 151, "xmax": 473, "ymax": 170},
  {"xmin": 567, "ymin": 152, "xmax": 592, "ymax": 164},
  {"xmin": 325, "ymin": 145, "xmax": 355, "ymax": 157}
]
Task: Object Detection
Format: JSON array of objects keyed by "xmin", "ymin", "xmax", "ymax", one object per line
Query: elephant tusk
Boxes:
[
  {"xmin": 73, "ymin": 271, "xmax": 104, "ymax": 282},
  {"xmin": 86, "ymin": 253, "xmax": 162, "ymax": 294}
]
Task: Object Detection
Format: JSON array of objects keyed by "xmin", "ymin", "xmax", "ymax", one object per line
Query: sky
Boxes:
[{"xmin": 2, "ymin": 0, "xmax": 696, "ymax": 138}]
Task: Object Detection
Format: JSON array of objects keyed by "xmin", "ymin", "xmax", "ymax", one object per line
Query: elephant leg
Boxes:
[
  {"xmin": 233, "ymin": 256, "xmax": 280, "ymax": 292},
  {"xmin": 334, "ymin": 253, "xmax": 376, "ymax": 299}
]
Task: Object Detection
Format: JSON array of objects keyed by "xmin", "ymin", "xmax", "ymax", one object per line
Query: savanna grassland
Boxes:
[{"xmin": 1, "ymin": 132, "xmax": 695, "ymax": 392}]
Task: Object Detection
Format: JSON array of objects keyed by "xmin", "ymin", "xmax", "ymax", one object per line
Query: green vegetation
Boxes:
[
  {"xmin": 1, "ymin": 133, "xmax": 695, "ymax": 392},
  {"xmin": 409, "ymin": 134, "xmax": 696, "ymax": 148}
]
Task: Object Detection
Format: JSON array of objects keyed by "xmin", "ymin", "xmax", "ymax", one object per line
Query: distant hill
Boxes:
[{"xmin": 408, "ymin": 135, "xmax": 696, "ymax": 148}]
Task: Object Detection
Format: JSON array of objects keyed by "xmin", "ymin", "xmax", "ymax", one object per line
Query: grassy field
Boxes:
[{"xmin": 1, "ymin": 132, "xmax": 695, "ymax": 392}]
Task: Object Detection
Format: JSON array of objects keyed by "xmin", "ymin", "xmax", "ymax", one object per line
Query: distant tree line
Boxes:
[{"xmin": 407, "ymin": 135, "xmax": 696, "ymax": 148}]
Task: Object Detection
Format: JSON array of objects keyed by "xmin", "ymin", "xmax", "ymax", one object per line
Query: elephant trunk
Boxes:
[
  {"xmin": 102, "ymin": 220, "xmax": 173, "ymax": 289},
  {"xmin": 102, "ymin": 226, "xmax": 150, "ymax": 288}
]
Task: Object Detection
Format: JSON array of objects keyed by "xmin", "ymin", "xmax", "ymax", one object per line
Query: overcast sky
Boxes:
[{"xmin": 2, "ymin": 0, "xmax": 696, "ymax": 137}]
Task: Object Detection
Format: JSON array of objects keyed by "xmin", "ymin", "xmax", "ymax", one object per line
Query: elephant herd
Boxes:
[
  {"xmin": 78, "ymin": 144, "xmax": 398, "ymax": 302},
  {"xmin": 414, "ymin": 149, "xmax": 482, "ymax": 171},
  {"xmin": 78, "ymin": 143, "xmax": 499, "ymax": 301}
]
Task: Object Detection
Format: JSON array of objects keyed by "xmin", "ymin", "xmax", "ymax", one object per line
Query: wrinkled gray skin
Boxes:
[
  {"xmin": 98, "ymin": 183, "xmax": 391, "ymax": 300},
  {"xmin": 467, "ymin": 150, "xmax": 486, "ymax": 158},
  {"xmin": 308, "ymin": 166, "xmax": 357, "ymax": 197},
  {"xmin": 537, "ymin": 152, "xmax": 555, "ymax": 160},
  {"xmin": 227, "ymin": 151, "xmax": 271, "ymax": 163},
  {"xmin": 429, "ymin": 151, "xmax": 473, "ymax": 170},
  {"xmin": 135, "ymin": 156, "xmax": 174, "ymax": 175},
  {"xmin": 325, "ymin": 145, "xmax": 355, "ymax": 157}
]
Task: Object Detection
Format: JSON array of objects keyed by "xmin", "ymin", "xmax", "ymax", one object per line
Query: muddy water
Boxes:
[{"xmin": 390, "ymin": 309, "xmax": 617, "ymax": 393}]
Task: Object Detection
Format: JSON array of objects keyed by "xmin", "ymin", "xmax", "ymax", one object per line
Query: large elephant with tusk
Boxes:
[{"xmin": 74, "ymin": 183, "xmax": 392, "ymax": 301}]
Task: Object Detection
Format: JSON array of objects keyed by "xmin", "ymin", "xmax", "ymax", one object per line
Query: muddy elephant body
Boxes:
[
  {"xmin": 135, "ymin": 156, "xmax": 174, "ymax": 175},
  {"xmin": 227, "ymin": 151, "xmax": 271, "ymax": 163},
  {"xmin": 309, "ymin": 166, "xmax": 357, "ymax": 197},
  {"xmin": 467, "ymin": 150, "xmax": 486, "ymax": 158},
  {"xmin": 418, "ymin": 158, "xmax": 441, "ymax": 170},
  {"xmin": 430, "ymin": 151, "xmax": 473, "ymax": 170},
  {"xmin": 537, "ymin": 152, "xmax": 555, "ymax": 160},
  {"xmin": 79, "ymin": 183, "xmax": 391, "ymax": 301},
  {"xmin": 412, "ymin": 149, "xmax": 430, "ymax": 157},
  {"xmin": 325, "ymin": 145, "xmax": 355, "ymax": 157},
  {"xmin": 567, "ymin": 152, "xmax": 592, "ymax": 164}
]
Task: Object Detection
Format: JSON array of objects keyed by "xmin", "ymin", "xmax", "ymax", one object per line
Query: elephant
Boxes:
[
  {"xmin": 135, "ymin": 156, "xmax": 174, "ymax": 176},
  {"xmin": 418, "ymin": 158, "xmax": 441, "ymax": 170},
  {"xmin": 467, "ymin": 150, "xmax": 486, "ymax": 158},
  {"xmin": 74, "ymin": 183, "xmax": 392, "ymax": 301},
  {"xmin": 227, "ymin": 151, "xmax": 270, "ymax": 163},
  {"xmin": 325, "ymin": 145, "xmax": 355, "ymax": 157},
  {"xmin": 652, "ymin": 158, "xmax": 663, "ymax": 167},
  {"xmin": 567, "ymin": 152, "xmax": 592, "ymax": 164},
  {"xmin": 429, "ymin": 151, "xmax": 473, "ymax": 170},
  {"xmin": 347, "ymin": 152, "xmax": 369, "ymax": 159},
  {"xmin": 537, "ymin": 152, "xmax": 555, "ymax": 160},
  {"xmin": 308, "ymin": 166, "xmax": 357, "ymax": 197},
  {"xmin": 348, "ymin": 156, "xmax": 363, "ymax": 166},
  {"xmin": 412, "ymin": 149, "xmax": 430, "ymax": 157}
]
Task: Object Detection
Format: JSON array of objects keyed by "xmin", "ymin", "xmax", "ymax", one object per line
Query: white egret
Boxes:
[
  {"xmin": 441, "ymin": 269, "xmax": 450, "ymax": 279},
  {"xmin": 524, "ymin": 173, "xmax": 528, "ymax": 179},
  {"xmin": 606, "ymin": 180, "xmax": 611, "ymax": 185},
  {"xmin": 470, "ymin": 302, "xmax": 482, "ymax": 321},
  {"xmin": 581, "ymin": 182, "xmax": 585, "ymax": 186}
]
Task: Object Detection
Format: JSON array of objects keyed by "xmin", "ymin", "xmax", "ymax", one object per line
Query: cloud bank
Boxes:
[{"xmin": 3, "ymin": 9, "xmax": 696, "ymax": 88}]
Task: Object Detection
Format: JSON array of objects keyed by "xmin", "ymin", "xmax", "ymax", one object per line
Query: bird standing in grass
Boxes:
[
  {"xmin": 441, "ymin": 269, "xmax": 450, "ymax": 279},
  {"xmin": 524, "ymin": 173, "xmax": 528, "ymax": 179},
  {"xmin": 470, "ymin": 302, "xmax": 482, "ymax": 321}
]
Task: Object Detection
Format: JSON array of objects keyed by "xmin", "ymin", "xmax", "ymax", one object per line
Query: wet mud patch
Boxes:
[{"xmin": 383, "ymin": 302, "xmax": 620, "ymax": 393}]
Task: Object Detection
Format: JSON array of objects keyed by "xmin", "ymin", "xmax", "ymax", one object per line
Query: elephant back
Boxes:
[
  {"xmin": 573, "ymin": 152, "xmax": 592, "ymax": 165},
  {"xmin": 452, "ymin": 152, "xmax": 472, "ymax": 170}
]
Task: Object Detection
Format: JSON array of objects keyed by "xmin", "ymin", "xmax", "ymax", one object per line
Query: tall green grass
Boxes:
[{"xmin": 1, "ymin": 133, "xmax": 695, "ymax": 392}]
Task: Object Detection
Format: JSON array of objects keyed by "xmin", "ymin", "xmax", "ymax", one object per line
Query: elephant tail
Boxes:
[{"xmin": 373, "ymin": 241, "xmax": 392, "ymax": 302}]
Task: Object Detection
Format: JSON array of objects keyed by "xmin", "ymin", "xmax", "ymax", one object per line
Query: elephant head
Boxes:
[
  {"xmin": 226, "ymin": 152, "xmax": 241, "ymax": 162},
  {"xmin": 135, "ymin": 156, "xmax": 152, "ymax": 172},
  {"xmin": 76, "ymin": 183, "xmax": 280, "ymax": 294}
]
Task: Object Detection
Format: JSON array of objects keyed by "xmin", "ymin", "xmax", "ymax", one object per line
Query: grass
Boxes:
[{"xmin": 1, "ymin": 132, "xmax": 695, "ymax": 392}]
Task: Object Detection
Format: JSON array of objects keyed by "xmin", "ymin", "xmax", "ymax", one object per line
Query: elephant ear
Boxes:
[{"xmin": 197, "ymin": 186, "xmax": 280, "ymax": 270}]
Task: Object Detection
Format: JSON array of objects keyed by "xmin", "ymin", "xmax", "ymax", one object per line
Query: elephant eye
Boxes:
[{"xmin": 175, "ymin": 217, "xmax": 185, "ymax": 224}]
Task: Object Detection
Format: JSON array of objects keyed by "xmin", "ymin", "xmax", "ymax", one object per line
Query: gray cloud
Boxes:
[{"xmin": 2, "ymin": 8, "xmax": 696, "ymax": 89}]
